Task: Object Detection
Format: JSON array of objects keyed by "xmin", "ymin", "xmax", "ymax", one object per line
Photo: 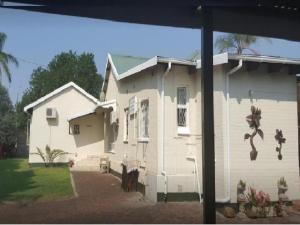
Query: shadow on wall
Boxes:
[
  {"xmin": 70, "ymin": 115, "xmax": 104, "ymax": 148},
  {"xmin": 104, "ymin": 109, "xmax": 118, "ymax": 153},
  {"xmin": 225, "ymin": 65, "xmax": 296, "ymax": 104}
]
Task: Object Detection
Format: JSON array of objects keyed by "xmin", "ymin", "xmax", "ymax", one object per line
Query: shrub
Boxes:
[{"xmin": 32, "ymin": 145, "xmax": 68, "ymax": 167}]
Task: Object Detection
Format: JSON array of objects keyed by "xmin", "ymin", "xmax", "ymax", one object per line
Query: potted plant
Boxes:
[
  {"xmin": 245, "ymin": 187, "xmax": 271, "ymax": 218},
  {"xmin": 278, "ymin": 177, "xmax": 288, "ymax": 202},
  {"xmin": 68, "ymin": 159, "xmax": 75, "ymax": 168},
  {"xmin": 237, "ymin": 180, "xmax": 246, "ymax": 202}
]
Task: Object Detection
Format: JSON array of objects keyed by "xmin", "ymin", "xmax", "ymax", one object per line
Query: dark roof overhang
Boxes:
[{"xmin": 2, "ymin": 0, "xmax": 300, "ymax": 41}]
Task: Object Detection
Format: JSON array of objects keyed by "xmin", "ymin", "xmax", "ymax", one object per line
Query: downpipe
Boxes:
[
  {"xmin": 161, "ymin": 62, "xmax": 172, "ymax": 202},
  {"xmin": 217, "ymin": 59, "xmax": 243, "ymax": 203},
  {"xmin": 186, "ymin": 156, "xmax": 202, "ymax": 204}
]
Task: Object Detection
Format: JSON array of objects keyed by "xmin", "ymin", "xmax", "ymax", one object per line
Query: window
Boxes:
[
  {"xmin": 73, "ymin": 124, "xmax": 80, "ymax": 135},
  {"xmin": 177, "ymin": 87, "xmax": 189, "ymax": 134},
  {"xmin": 124, "ymin": 108, "xmax": 129, "ymax": 142},
  {"xmin": 139, "ymin": 99, "xmax": 149, "ymax": 140}
]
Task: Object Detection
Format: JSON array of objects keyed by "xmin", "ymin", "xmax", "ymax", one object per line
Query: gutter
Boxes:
[
  {"xmin": 161, "ymin": 61, "xmax": 172, "ymax": 201},
  {"xmin": 217, "ymin": 59, "xmax": 243, "ymax": 203},
  {"xmin": 229, "ymin": 54, "xmax": 300, "ymax": 65}
]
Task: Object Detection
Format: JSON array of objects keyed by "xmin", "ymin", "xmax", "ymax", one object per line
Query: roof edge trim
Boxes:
[{"xmin": 24, "ymin": 82, "xmax": 100, "ymax": 113}]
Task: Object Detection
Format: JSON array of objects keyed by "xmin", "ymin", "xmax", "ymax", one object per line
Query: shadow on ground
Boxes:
[{"xmin": 0, "ymin": 159, "xmax": 37, "ymax": 202}]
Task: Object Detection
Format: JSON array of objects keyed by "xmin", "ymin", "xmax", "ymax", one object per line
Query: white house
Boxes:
[{"xmin": 25, "ymin": 52, "xmax": 300, "ymax": 203}]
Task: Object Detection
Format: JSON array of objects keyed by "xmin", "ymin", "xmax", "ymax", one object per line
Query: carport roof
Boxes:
[
  {"xmin": 3, "ymin": 0, "xmax": 300, "ymax": 42},
  {"xmin": 68, "ymin": 99, "xmax": 117, "ymax": 122}
]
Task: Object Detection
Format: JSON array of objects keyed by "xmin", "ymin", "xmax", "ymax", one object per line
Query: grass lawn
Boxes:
[{"xmin": 0, "ymin": 158, "xmax": 73, "ymax": 202}]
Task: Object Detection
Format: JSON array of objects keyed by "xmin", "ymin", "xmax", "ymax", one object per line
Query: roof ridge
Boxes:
[{"xmin": 110, "ymin": 53, "xmax": 150, "ymax": 60}]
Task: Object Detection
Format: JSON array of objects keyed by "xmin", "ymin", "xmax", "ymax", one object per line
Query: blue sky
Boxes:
[{"xmin": 1, "ymin": 7, "xmax": 300, "ymax": 104}]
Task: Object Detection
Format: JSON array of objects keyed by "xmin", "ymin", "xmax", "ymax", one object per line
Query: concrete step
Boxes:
[
  {"xmin": 87, "ymin": 155, "xmax": 101, "ymax": 159},
  {"xmin": 76, "ymin": 159, "xmax": 100, "ymax": 165},
  {"xmin": 70, "ymin": 165, "xmax": 100, "ymax": 171}
]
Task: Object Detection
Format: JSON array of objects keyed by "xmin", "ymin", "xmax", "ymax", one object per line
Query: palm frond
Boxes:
[
  {"xmin": 0, "ymin": 33, "xmax": 7, "ymax": 52},
  {"xmin": 0, "ymin": 61, "xmax": 12, "ymax": 82},
  {"xmin": 31, "ymin": 147, "xmax": 47, "ymax": 165},
  {"xmin": 5, "ymin": 53, "xmax": 19, "ymax": 67},
  {"xmin": 215, "ymin": 33, "xmax": 271, "ymax": 55}
]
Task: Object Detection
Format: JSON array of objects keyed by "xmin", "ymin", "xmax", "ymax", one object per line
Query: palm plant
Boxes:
[
  {"xmin": 0, "ymin": 32, "xmax": 19, "ymax": 83},
  {"xmin": 32, "ymin": 145, "xmax": 67, "ymax": 167},
  {"xmin": 244, "ymin": 106, "xmax": 264, "ymax": 160},
  {"xmin": 215, "ymin": 34, "xmax": 271, "ymax": 55}
]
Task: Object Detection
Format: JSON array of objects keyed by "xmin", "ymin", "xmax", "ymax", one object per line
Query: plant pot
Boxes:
[{"xmin": 245, "ymin": 207, "xmax": 257, "ymax": 219}]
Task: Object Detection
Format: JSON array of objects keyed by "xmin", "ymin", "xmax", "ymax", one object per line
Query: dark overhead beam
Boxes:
[{"xmin": 3, "ymin": 1, "xmax": 300, "ymax": 41}]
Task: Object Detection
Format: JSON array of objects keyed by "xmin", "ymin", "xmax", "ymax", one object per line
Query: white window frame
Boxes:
[
  {"xmin": 123, "ymin": 108, "xmax": 129, "ymax": 143},
  {"xmin": 138, "ymin": 99, "xmax": 149, "ymax": 142},
  {"xmin": 177, "ymin": 87, "xmax": 190, "ymax": 135},
  {"xmin": 73, "ymin": 124, "xmax": 80, "ymax": 135}
]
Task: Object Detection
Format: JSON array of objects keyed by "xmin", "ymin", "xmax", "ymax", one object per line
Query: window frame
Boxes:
[
  {"xmin": 177, "ymin": 86, "xmax": 190, "ymax": 135},
  {"xmin": 138, "ymin": 99, "xmax": 150, "ymax": 142},
  {"xmin": 123, "ymin": 108, "xmax": 129, "ymax": 143},
  {"xmin": 73, "ymin": 124, "xmax": 80, "ymax": 135}
]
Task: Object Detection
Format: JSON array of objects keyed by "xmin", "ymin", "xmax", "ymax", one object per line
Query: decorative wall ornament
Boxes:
[
  {"xmin": 275, "ymin": 129, "xmax": 286, "ymax": 160},
  {"xmin": 244, "ymin": 106, "xmax": 264, "ymax": 160}
]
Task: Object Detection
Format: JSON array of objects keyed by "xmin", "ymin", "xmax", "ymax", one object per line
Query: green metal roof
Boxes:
[{"xmin": 110, "ymin": 54, "xmax": 150, "ymax": 74}]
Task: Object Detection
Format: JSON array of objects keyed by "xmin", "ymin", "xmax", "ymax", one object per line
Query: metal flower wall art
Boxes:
[
  {"xmin": 275, "ymin": 129, "xmax": 286, "ymax": 160},
  {"xmin": 244, "ymin": 106, "xmax": 264, "ymax": 161}
]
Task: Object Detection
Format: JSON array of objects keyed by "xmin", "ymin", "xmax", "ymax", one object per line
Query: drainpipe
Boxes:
[
  {"xmin": 186, "ymin": 156, "xmax": 202, "ymax": 204},
  {"xmin": 161, "ymin": 62, "xmax": 172, "ymax": 201},
  {"xmin": 217, "ymin": 59, "xmax": 243, "ymax": 203}
]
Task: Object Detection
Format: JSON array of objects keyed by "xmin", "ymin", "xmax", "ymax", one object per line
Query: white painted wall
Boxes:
[
  {"xmin": 29, "ymin": 87, "xmax": 103, "ymax": 164},
  {"xmin": 104, "ymin": 63, "xmax": 227, "ymax": 201},
  {"xmin": 104, "ymin": 67, "xmax": 159, "ymax": 201},
  {"xmin": 103, "ymin": 61, "xmax": 300, "ymax": 203},
  {"xmin": 228, "ymin": 65, "xmax": 300, "ymax": 202}
]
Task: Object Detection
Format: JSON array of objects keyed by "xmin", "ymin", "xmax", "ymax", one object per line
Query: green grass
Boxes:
[{"xmin": 0, "ymin": 158, "xmax": 73, "ymax": 202}]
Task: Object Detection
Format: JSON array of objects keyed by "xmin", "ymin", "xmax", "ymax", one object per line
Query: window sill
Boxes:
[
  {"xmin": 177, "ymin": 127, "xmax": 190, "ymax": 136},
  {"xmin": 138, "ymin": 138, "xmax": 149, "ymax": 143},
  {"xmin": 107, "ymin": 151, "xmax": 116, "ymax": 154}
]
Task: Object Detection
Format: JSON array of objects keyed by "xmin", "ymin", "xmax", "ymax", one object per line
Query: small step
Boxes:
[{"xmin": 70, "ymin": 165, "xmax": 100, "ymax": 171}]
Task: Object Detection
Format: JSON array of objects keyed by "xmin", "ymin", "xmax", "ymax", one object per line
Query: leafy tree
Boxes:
[
  {"xmin": 0, "ymin": 84, "xmax": 16, "ymax": 158},
  {"xmin": 215, "ymin": 34, "xmax": 271, "ymax": 55},
  {"xmin": 0, "ymin": 32, "xmax": 19, "ymax": 83},
  {"xmin": 16, "ymin": 51, "xmax": 103, "ymax": 130}
]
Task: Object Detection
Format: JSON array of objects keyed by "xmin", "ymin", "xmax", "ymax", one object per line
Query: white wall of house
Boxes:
[
  {"xmin": 157, "ymin": 64, "xmax": 227, "ymax": 200},
  {"xmin": 103, "ymin": 63, "xmax": 228, "ymax": 202},
  {"xmin": 29, "ymin": 87, "xmax": 103, "ymax": 164},
  {"xmin": 103, "ymin": 59, "xmax": 300, "ymax": 203},
  {"xmin": 228, "ymin": 65, "xmax": 300, "ymax": 202},
  {"xmin": 103, "ymin": 67, "xmax": 159, "ymax": 201}
]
